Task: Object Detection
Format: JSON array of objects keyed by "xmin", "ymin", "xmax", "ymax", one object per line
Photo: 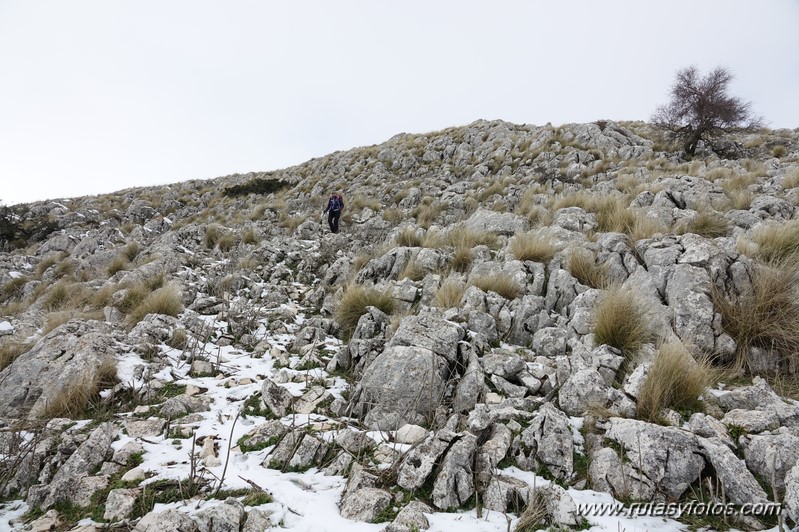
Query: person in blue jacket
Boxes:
[{"xmin": 323, "ymin": 191, "xmax": 345, "ymax": 233}]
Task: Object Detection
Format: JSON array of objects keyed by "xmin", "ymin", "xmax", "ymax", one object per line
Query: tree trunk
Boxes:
[{"xmin": 684, "ymin": 129, "xmax": 703, "ymax": 156}]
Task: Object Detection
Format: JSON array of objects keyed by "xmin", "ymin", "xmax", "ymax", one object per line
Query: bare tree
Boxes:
[{"xmin": 652, "ymin": 65, "xmax": 763, "ymax": 156}]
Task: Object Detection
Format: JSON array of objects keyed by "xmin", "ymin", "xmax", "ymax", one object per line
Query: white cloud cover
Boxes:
[{"xmin": 1, "ymin": 0, "xmax": 797, "ymax": 205}]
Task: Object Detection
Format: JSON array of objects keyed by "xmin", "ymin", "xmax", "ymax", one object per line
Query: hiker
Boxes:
[{"xmin": 323, "ymin": 191, "xmax": 344, "ymax": 233}]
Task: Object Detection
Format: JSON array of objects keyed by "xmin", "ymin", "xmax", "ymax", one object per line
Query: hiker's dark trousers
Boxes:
[{"xmin": 328, "ymin": 210, "xmax": 341, "ymax": 233}]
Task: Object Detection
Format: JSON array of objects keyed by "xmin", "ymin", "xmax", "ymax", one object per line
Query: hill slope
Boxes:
[{"xmin": 1, "ymin": 119, "xmax": 799, "ymax": 531}]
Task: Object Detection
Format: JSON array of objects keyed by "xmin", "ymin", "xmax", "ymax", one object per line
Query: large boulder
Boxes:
[
  {"xmin": 0, "ymin": 320, "xmax": 119, "ymax": 419},
  {"xmin": 386, "ymin": 314, "xmax": 465, "ymax": 363},
  {"xmin": 354, "ymin": 345, "xmax": 450, "ymax": 430},
  {"xmin": 591, "ymin": 418, "xmax": 704, "ymax": 500},
  {"xmin": 462, "ymin": 208, "xmax": 530, "ymax": 236},
  {"xmin": 29, "ymin": 423, "xmax": 117, "ymax": 509}
]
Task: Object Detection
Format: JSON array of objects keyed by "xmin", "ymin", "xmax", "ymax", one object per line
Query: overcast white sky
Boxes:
[{"xmin": 1, "ymin": 1, "xmax": 798, "ymax": 205}]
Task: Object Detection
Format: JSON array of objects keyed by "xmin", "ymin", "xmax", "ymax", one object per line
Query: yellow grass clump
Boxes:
[
  {"xmin": 433, "ymin": 280, "xmax": 466, "ymax": 309},
  {"xmin": 593, "ymin": 285, "xmax": 654, "ymax": 358},
  {"xmin": 335, "ymin": 284, "xmax": 396, "ymax": 336},
  {"xmin": 637, "ymin": 342, "xmax": 714, "ymax": 423},
  {"xmin": 470, "ymin": 274, "xmax": 523, "ymax": 300},
  {"xmin": 509, "ymin": 232, "xmax": 559, "ymax": 263}
]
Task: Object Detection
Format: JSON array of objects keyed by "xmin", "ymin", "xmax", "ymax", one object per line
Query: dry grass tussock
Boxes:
[
  {"xmin": 470, "ymin": 273, "xmax": 523, "ymax": 300},
  {"xmin": 593, "ymin": 285, "xmax": 654, "ymax": 359},
  {"xmin": 451, "ymin": 247, "xmax": 473, "ymax": 273},
  {"xmin": 433, "ymin": 279, "xmax": 466, "ymax": 309},
  {"xmin": 42, "ymin": 357, "xmax": 119, "ymax": 420},
  {"xmin": 513, "ymin": 488, "xmax": 548, "ymax": 532},
  {"xmin": 279, "ymin": 214, "xmax": 307, "ymax": 235},
  {"xmin": 398, "ymin": 259, "xmax": 427, "ymax": 282},
  {"xmin": 42, "ymin": 281, "xmax": 93, "ymax": 312},
  {"xmin": 782, "ymin": 167, "xmax": 799, "ymax": 190},
  {"xmin": 705, "ymin": 167, "xmax": 733, "ymax": 182},
  {"xmin": 595, "ymin": 199, "xmax": 666, "ymax": 240},
  {"xmin": 335, "ymin": 284, "xmax": 396, "ymax": 336},
  {"xmin": 749, "ymin": 220, "xmax": 799, "ymax": 263},
  {"xmin": 509, "ymin": 231, "xmax": 559, "ymax": 263},
  {"xmin": 126, "ymin": 284, "xmax": 184, "ymax": 326},
  {"xmin": 0, "ymin": 341, "xmax": 32, "ymax": 372},
  {"xmin": 679, "ymin": 211, "xmax": 730, "ymax": 238},
  {"xmin": 721, "ymin": 174, "xmax": 756, "ymax": 210},
  {"xmin": 723, "ymin": 188, "xmax": 754, "ymax": 211},
  {"xmin": 713, "ymin": 261, "xmax": 799, "ymax": 373},
  {"xmin": 637, "ymin": 341, "xmax": 715, "ymax": 423},
  {"xmin": 567, "ymin": 249, "xmax": 610, "ymax": 289},
  {"xmin": 551, "ymin": 193, "xmax": 665, "ymax": 240},
  {"xmin": 242, "ymin": 226, "xmax": 260, "ymax": 245},
  {"xmin": 394, "ymin": 227, "xmax": 424, "ymax": 248},
  {"xmin": 0, "ymin": 276, "xmax": 28, "ymax": 305},
  {"xmin": 446, "ymin": 227, "xmax": 499, "ymax": 250},
  {"xmin": 411, "ymin": 199, "xmax": 442, "ymax": 229}
]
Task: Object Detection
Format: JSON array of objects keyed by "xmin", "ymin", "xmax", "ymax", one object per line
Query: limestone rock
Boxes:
[
  {"xmin": 36, "ymin": 422, "xmax": 116, "ymax": 509},
  {"xmin": 698, "ymin": 436, "xmax": 768, "ymax": 506},
  {"xmin": 194, "ymin": 499, "xmax": 246, "ymax": 532},
  {"xmin": 104, "ymin": 488, "xmax": 141, "ymax": 522},
  {"xmin": 0, "ymin": 320, "xmax": 118, "ymax": 419},
  {"xmin": 355, "ymin": 345, "xmax": 449, "ymax": 430},
  {"xmin": 340, "ymin": 487, "xmax": 392, "ymax": 522},
  {"xmin": 133, "ymin": 508, "xmax": 200, "ymax": 532},
  {"xmin": 432, "ymin": 433, "xmax": 477, "ymax": 510}
]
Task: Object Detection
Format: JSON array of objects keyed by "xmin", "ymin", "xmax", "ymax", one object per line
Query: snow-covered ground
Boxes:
[{"xmin": 0, "ymin": 301, "xmax": 780, "ymax": 532}]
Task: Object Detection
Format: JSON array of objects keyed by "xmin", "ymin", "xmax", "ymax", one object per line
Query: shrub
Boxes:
[
  {"xmin": 335, "ymin": 285, "xmax": 396, "ymax": 336},
  {"xmin": 637, "ymin": 342, "xmax": 713, "ymax": 423},
  {"xmin": 433, "ymin": 280, "xmax": 466, "ymax": 309},
  {"xmin": 223, "ymin": 178, "xmax": 289, "ymax": 197},
  {"xmin": 509, "ymin": 232, "xmax": 559, "ymax": 263},
  {"xmin": 567, "ymin": 249, "xmax": 610, "ymax": 289},
  {"xmin": 0, "ymin": 204, "xmax": 59, "ymax": 250},
  {"xmin": 750, "ymin": 220, "xmax": 799, "ymax": 263},
  {"xmin": 470, "ymin": 274, "xmax": 523, "ymax": 300},
  {"xmin": 593, "ymin": 285, "xmax": 653, "ymax": 358},
  {"xmin": 127, "ymin": 285, "xmax": 184, "ymax": 326},
  {"xmin": 713, "ymin": 263, "xmax": 799, "ymax": 373}
]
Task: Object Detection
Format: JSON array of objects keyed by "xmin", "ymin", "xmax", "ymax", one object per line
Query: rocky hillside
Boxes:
[{"xmin": 1, "ymin": 119, "xmax": 799, "ymax": 531}]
